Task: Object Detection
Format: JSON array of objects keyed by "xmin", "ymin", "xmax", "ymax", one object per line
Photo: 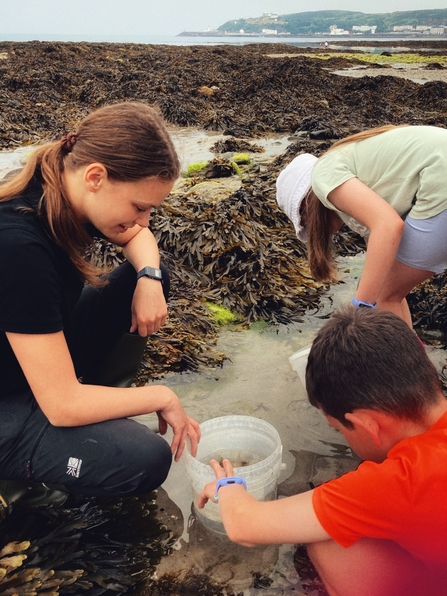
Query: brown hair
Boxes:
[
  {"xmin": 305, "ymin": 306, "xmax": 443, "ymax": 427},
  {"xmin": 306, "ymin": 188, "xmax": 337, "ymax": 282},
  {"xmin": 0, "ymin": 101, "xmax": 180, "ymax": 285},
  {"xmin": 306, "ymin": 124, "xmax": 407, "ymax": 282}
]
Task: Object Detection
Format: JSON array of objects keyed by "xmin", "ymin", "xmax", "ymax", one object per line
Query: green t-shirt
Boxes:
[{"xmin": 311, "ymin": 125, "xmax": 447, "ymax": 238}]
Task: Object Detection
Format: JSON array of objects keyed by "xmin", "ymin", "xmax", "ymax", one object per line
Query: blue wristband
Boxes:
[
  {"xmin": 352, "ymin": 298, "xmax": 377, "ymax": 308},
  {"xmin": 214, "ymin": 477, "xmax": 247, "ymax": 502}
]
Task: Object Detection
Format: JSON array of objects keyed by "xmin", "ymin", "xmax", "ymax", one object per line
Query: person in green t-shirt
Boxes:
[{"xmin": 276, "ymin": 125, "xmax": 447, "ymax": 327}]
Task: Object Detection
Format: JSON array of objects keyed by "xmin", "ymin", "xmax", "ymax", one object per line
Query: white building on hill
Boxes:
[
  {"xmin": 329, "ymin": 24, "xmax": 350, "ymax": 35},
  {"xmin": 352, "ymin": 25, "xmax": 377, "ymax": 33}
]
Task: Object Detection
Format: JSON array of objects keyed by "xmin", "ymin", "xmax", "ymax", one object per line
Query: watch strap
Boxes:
[
  {"xmin": 352, "ymin": 298, "xmax": 377, "ymax": 308},
  {"xmin": 137, "ymin": 266, "xmax": 163, "ymax": 282},
  {"xmin": 214, "ymin": 477, "xmax": 247, "ymax": 501}
]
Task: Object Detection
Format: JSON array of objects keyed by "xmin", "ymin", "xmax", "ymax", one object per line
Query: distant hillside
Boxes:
[{"xmin": 218, "ymin": 9, "xmax": 447, "ymax": 35}]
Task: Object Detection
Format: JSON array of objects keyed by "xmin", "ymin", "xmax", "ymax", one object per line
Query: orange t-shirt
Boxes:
[{"xmin": 312, "ymin": 412, "xmax": 447, "ymax": 571}]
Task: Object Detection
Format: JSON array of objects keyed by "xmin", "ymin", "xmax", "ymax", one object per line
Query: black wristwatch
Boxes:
[{"xmin": 136, "ymin": 266, "xmax": 163, "ymax": 282}]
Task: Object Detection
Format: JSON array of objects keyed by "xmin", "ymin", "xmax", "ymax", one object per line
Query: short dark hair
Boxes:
[{"xmin": 305, "ymin": 306, "xmax": 443, "ymax": 427}]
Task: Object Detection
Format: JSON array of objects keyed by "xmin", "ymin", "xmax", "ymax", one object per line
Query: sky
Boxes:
[{"xmin": 1, "ymin": 0, "xmax": 446, "ymax": 37}]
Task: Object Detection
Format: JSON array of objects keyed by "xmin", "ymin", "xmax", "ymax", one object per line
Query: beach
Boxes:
[{"xmin": 1, "ymin": 38, "xmax": 447, "ymax": 595}]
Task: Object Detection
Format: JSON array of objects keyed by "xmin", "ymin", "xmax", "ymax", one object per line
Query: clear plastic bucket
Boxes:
[
  {"xmin": 289, "ymin": 344, "xmax": 311, "ymax": 389},
  {"xmin": 184, "ymin": 415, "xmax": 283, "ymax": 533}
]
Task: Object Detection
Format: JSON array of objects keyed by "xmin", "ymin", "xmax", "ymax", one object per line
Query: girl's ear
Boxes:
[
  {"xmin": 345, "ymin": 410, "xmax": 381, "ymax": 446},
  {"xmin": 84, "ymin": 163, "xmax": 107, "ymax": 192}
]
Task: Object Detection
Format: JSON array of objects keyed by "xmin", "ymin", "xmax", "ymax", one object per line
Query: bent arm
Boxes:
[
  {"xmin": 198, "ymin": 459, "xmax": 329, "ymax": 546},
  {"xmin": 6, "ymin": 330, "xmax": 199, "ymax": 459},
  {"xmin": 114, "ymin": 225, "xmax": 160, "ymax": 271},
  {"xmin": 328, "ymin": 178, "xmax": 404, "ymax": 305},
  {"xmin": 108, "ymin": 226, "xmax": 167, "ymax": 336}
]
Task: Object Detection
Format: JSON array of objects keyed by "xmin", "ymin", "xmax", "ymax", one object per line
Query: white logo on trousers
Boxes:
[{"xmin": 66, "ymin": 457, "xmax": 82, "ymax": 478}]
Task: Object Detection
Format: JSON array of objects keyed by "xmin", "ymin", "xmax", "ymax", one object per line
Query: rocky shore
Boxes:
[
  {"xmin": 1, "ymin": 39, "xmax": 447, "ymax": 147},
  {"xmin": 1, "ymin": 38, "xmax": 447, "ymax": 596},
  {"xmin": 1, "ymin": 39, "xmax": 447, "ymax": 380}
]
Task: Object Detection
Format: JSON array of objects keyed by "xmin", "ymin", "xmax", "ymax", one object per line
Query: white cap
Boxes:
[{"xmin": 276, "ymin": 153, "xmax": 318, "ymax": 242}]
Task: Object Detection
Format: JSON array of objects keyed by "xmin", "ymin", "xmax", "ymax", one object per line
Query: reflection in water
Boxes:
[{"xmin": 188, "ymin": 513, "xmax": 279, "ymax": 589}]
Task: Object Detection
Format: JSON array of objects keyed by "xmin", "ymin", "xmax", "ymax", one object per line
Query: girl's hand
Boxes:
[
  {"xmin": 156, "ymin": 394, "xmax": 201, "ymax": 461},
  {"xmin": 130, "ymin": 278, "xmax": 167, "ymax": 336},
  {"xmin": 198, "ymin": 459, "xmax": 235, "ymax": 508}
]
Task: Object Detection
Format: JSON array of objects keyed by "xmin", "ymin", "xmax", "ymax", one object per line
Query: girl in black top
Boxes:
[{"xmin": 0, "ymin": 101, "xmax": 200, "ymax": 501}]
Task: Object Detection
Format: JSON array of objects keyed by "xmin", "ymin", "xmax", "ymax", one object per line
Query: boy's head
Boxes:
[{"xmin": 305, "ymin": 306, "xmax": 443, "ymax": 428}]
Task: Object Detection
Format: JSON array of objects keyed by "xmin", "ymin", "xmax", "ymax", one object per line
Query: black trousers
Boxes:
[{"xmin": 0, "ymin": 262, "xmax": 172, "ymax": 497}]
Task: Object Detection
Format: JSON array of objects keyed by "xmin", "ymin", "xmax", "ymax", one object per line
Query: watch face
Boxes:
[{"xmin": 138, "ymin": 266, "xmax": 162, "ymax": 280}]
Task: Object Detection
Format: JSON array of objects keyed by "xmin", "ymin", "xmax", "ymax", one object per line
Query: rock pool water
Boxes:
[
  {"xmin": 132, "ymin": 253, "xmax": 363, "ymax": 594},
  {"xmin": 134, "ymin": 249, "xmax": 447, "ymax": 595}
]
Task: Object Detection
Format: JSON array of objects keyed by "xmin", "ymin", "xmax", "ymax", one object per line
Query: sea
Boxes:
[{"xmin": 0, "ymin": 32, "xmax": 439, "ymax": 52}]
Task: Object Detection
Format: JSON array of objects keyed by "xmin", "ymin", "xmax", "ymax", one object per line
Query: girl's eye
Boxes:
[{"xmin": 136, "ymin": 206, "xmax": 146, "ymax": 213}]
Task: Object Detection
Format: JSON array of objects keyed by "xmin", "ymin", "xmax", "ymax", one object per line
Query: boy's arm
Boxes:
[{"xmin": 198, "ymin": 459, "xmax": 330, "ymax": 547}]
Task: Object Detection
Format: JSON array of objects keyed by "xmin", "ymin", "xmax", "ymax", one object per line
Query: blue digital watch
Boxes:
[
  {"xmin": 352, "ymin": 298, "xmax": 377, "ymax": 308},
  {"xmin": 214, "ymin": 477, "xmax": 247, "ymax": 502}
]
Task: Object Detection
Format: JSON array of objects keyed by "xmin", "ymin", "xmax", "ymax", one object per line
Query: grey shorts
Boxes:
[{"xmin": 396, "ymin": 210, "xmax": 447, "ymax": 274}]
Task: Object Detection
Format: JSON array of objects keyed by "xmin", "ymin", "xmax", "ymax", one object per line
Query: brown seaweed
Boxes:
[
  {"xmin": 0, "ymin": 492, "xmax": 176, "ymax": 595},
  {"xmin": 1, "ymin": 41, "xmax": 447, "ymax": 150}
]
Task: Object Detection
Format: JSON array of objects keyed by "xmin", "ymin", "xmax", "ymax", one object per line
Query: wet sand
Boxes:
[
  {"xmin": 331, "ymin": 63, "xmax": 447, "ymax": 85},
  {"xmin": 265, "ymin": 51, "xmax": 447, "ymax": 85}
]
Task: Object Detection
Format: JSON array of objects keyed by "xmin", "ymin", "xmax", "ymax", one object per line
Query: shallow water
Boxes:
[
  {"xmin": 0, "ymin": 129, "xmax": 292, "ymax": 184},
  {"xmin": 132, "ymin": 253, "xmax": 365, "ymax": 593},
  {"xmin": 171, "ymin": 126, "xmax": 292, "ymax": 168},
  {"xmin": 331, "ymin": 64, "xmax": 436, "ymax": 85}
]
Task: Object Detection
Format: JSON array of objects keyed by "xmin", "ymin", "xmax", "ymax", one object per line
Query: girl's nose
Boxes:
[{"xmin": 135, "ymin": 211, "xmax": 150, "ymax": 228}]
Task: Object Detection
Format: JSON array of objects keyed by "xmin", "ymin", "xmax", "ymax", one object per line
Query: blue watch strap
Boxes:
[
  {"xmin": 214, "ymin": 477, "xmax": 247, "ymax": 501},
  {"xmin": 352, "ymin": 298, "xmax": 377, "ymax": 308}
]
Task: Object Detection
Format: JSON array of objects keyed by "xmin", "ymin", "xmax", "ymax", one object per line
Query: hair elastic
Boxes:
[{"xmin": 60, "ymin": 132, "xmax": 77, "ymax": 153}]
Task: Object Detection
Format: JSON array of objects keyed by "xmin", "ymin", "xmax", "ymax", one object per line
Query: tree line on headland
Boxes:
[{"xmin": 215, "ymin": 9, "xmax": 447, "ymax": 35}]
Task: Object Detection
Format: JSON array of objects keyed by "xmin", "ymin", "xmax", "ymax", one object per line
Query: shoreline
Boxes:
[{"xmin": 178, "ymin": 31, "xmax": 447, "ymax": 41}]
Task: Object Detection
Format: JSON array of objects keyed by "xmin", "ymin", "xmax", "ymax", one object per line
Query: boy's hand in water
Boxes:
[{"xmin": 198, "ymin": 458, "xmax": 235, "ymax": 508}]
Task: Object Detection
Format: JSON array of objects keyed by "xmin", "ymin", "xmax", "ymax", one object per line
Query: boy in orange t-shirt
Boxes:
[{"xmin": 199, "ymin": 307, "xmax": 447, "ymax": 596}]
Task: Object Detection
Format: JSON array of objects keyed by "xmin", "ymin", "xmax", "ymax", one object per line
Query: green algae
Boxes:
[
  {"xmin": 308, "ymin": 52, "xmax": 447, "ymax": 65},
  {"xmin": 231, "ymin": 161, "xmax": 242, "ymax": 175},
  {"xmin": 232, "ymin": 153, "xmax": 251, "ymax": 164},
  {"xmin": 206, "ymin": 302, "xmax": 239, "ymax": 326},
  {"xmin": 185, "ymin": 162, "xmax": 209, "ymax": 177}
]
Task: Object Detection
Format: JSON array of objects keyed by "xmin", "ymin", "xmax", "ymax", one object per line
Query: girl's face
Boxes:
[{"xmin": 83, "ymin": 172, "xmax": 174, "ymax": 239}]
